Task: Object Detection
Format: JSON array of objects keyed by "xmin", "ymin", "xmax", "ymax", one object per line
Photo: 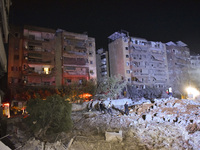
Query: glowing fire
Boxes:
[{"xmin": 79, "ymin": 93, "xmax": 92, "ymax": 98}]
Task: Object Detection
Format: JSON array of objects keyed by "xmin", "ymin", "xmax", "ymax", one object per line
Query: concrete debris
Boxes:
[
  {"xmin": 5, "ymin": 98, "xmax": 200, "ymax": 150},
  {"xmin": 105, "ymin": 130, "xmax": 123, "ymax": 142}
]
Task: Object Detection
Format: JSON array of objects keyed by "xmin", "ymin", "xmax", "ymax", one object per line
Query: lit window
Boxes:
[{"xmin": 44, "ymin": 67, "xmax": 49, "ymax": 74}]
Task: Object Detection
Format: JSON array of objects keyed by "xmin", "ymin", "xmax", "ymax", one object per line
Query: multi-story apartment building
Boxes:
[
  {"xmin": 8, "ymin": 25, "xmax": 56, "ymax": 99},
  {"xmin": 8, "ymin": 25, "xmax": 97, "ymax": 99},
  {"xmin": 166, "ymin": 41, "xmax": 190, "ymax": 94},
  {"xmin": 108, "ymin": 31, "xmax": 169, "ymax": 89},
  {"xmin": 189, "ymin": 54, "xmax": 200, "ymax": 88},
  {"xmin": 55, "ymin": 29, "xmax": 97, "ymax": 87},
  {"xmin": 96, "ymin": 48, "xmax": 109, "ymax": 81},
  {"xmin": 0, "ymin": 0, "xmax": 11, "ymax": 102}
]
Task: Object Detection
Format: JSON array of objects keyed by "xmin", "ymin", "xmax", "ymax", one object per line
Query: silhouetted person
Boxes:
[
  {"xmin": 124, "ymin": 102, "xmax": 129, "ymax": 115},
  {"xmin": 99, "ymin": 101, "xmax": 104, "ymax": 112},
  {"xmin": 107, "ymin": 101, "xmax": 113, "ymax": 116}
]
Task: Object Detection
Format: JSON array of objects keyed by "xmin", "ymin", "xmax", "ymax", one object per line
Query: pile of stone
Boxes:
[{"xmin": 5, "ymin": 98, "xmax": 200, "ymax": 150}]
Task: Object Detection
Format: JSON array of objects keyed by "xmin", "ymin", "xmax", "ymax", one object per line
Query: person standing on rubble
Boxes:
[
  {"xmin": 107, "ymin": 101, "xmax": 113, "ymax": 116},
  {"xmin": 124, "ymin": 102, "xmax": 129, "ymax": 116},
  {"xmin": 89, "ymin": 99, "xmax": 93, "ymax": 111},
  {"xmin": 99, "ymin": 100, "xmax": 104, "ymax": 113},
  {"xmin": 168, "ymin": 86, "xmax": 172, "ymax": 97}
]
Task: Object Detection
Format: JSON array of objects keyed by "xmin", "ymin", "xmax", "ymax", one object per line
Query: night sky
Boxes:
[{"xmin": 9, "ymin": 0, "xmax": 200, "ymax": 54}]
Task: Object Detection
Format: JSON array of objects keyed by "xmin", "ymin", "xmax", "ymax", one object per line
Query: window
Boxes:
[
  {"xmin": 125, "ymin": 47, "xmax": 128, "ymax": 50},
  {"xmin": 66, "ymin": 79, "xmax": 71, "ymax": 84},
  {"xmin": 89, "ymin": 51, "xmax": 93, "ymax": 56},
  {"xmin": 15, "ymin": 33, "xmax": 20, "ymax": 38},
  {"xmin": 29, "ymin": 35, "xmax": 35, "ymax": 40},
  {"xmin": 79, "ymin": 79, "xmax": 83, "ymax": 84},
  {"xmin": 11, "ymin": 66, "xmax": 14, "ymax": 71},
  {"xmin": 29, "ymin": 45, "xmax": 35, "ymax": 51},
  {"xmin": 44, "ymin": 82, "xmax": 50, "ymax": 85},
  {"xmin": 90, "ymin": 70, "xmax": 94, "ymax": 74},
  {"xmin": 89, "ymin": 43, "xmax": 92, "ymax": 47},
  {"xmin": 126, "ymin": 62, "xmax": 129, "ymax": 66},
  {"xmin": 126, "ymin": 55, "xmax": 129, "ymax": 58},
  {"xmin": 14, "ymin": 55, "xmax": 19, "ymax": 60},
  {"xmin": 44, "ymin": 67, "xmax": 49, "ymax": 74},
  {"xmin": 126, "ymin": 70, "xmax": 130, "ymax": 74},
  {"xmin": 90, "ymin": 61, "xmax": 93, "ymax": 64}
]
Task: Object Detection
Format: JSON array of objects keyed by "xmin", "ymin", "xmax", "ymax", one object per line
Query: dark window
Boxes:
[
  {"xmin": 125, "ymin": 47, "xmax": 128, "ymax": 50},
  {"xmin": 11, "ymin": 66, "xmax": 14, "ymax": 71},
  {"xmin": 15, "ymin": 33, "xmax": 20, "ymax": 38},
  {"xmin": 89, "ymin": 51, "xmax": 93, "ymax": 56},
  {"xmin": 126, "ymin": 55, "xmax": 129, "ymax": 58},
  {"xmin": 29, "ymin": 35, "xmax": 35, "ymax": 40},
  {"xmin": 67, "ymin": 79, "xmax": 71, "ymax": 83},
  {"xmin": 44, "ymin": 82, "xmax": 50, "ymax": 85},
  {"xmin": 14, "ymin": 55, "xmax": 19, "ymax": 60}
]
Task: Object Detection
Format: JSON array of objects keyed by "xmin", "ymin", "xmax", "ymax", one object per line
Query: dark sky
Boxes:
[{"xmin": 9, "ymin": 0, "xmax": 200, "ymax": 53}]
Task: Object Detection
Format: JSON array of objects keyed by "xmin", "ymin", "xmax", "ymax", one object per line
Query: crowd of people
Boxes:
[{"xmin": 88, "ymin": 99, "xmax": 130, "ymax": 116}]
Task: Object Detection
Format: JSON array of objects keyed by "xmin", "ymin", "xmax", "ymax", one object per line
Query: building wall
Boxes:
[
  {"xmin": 166, "ymin": 41, "xmax": 190, "ymax": 93},
  {"xmin": 108, "ymin": 38, "xmax": 128, "ymax": 79},
  {"xmin": 108, "ymin": 31, "xmax": 169, "ymax": 89},
  {"xmin": 96, "ymin": 48, "xmax": 109, "ymax": 81},
  {"xmin": 61, "ymin": 30, "xmax": 96, "ymax": 85}
]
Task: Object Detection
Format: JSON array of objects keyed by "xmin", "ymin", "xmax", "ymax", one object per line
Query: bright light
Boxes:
[
  {"xmin": 186, "ymin": 86, "xmax": 200, "ymax": 99},
  {"xmin": 44, "ymin": 67, "xmax": 49, "ymax": 74}
]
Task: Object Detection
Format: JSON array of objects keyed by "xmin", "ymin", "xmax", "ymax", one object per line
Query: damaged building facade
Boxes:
[
  {"xmin": 166, "ymin": 41, "xmax": 190, "ymax": 94},
  {"xmin": 108, "ymin": 31, "xmax": 169, "ymax": 89},
  {"xmin": 8, "ymin": 26, "xmax": 97, "ymax": 98},
  {"xmin": 189, "ymin": 54, "xmax": 200, "ymax": 88},
  {"xmin": 96, "ymin": 48, "xmax": 109, "ymax": 81}
]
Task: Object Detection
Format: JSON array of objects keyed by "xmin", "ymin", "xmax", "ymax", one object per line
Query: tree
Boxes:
[
  {"xmin": 96, "ymin": 75, "xmax": 127, "ymax": 100},
  {"xmin": 24, "ymin": 94, "xmax": 72, "ymax": 140},
  {"xmin": 62, "ymin": 79, "xmax": 97, "ymax": 102}
]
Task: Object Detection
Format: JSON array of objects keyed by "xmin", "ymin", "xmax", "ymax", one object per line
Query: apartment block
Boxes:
[
  {"xmin": 166, "ymin": 41, "xmax": 190, "ymax": 93},
  {"xmin": 96, "ymin": 48, "xmax": 109, "ymax": 81},
  {"xmin": 188, "ymin": 54, "xmax": 200, "ymax": 86},
  {"xmin": 8, "ymin": 25, "xmax": 56, "ymax": 98},
  {"xmin": 8, "ymin": 26, "xmax": 97, "ymax": 98},
  {"xmin": 108, "ymin": 31, "xmax": 169, "ymax": 89},
  {"xmin": 56, "ymin": 29, "xmax": 97, "ymax": 87}
]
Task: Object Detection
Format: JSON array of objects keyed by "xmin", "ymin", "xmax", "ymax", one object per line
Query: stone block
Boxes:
[{"xmin": 105, "ymin": 130, "xmax": 123, "ymax": 142}]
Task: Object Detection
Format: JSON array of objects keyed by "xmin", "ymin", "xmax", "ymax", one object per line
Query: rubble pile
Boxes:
[
  {"xmin": 70, "ymin": 98, "xmax": 200, "ymax": 149},
  {"xmin": 5, "ymin": 98, "xmax": 200, "ymax": 150},
  {"xmin": 129, "ymin": 98, "xmax": 200, "ymax": 149}
]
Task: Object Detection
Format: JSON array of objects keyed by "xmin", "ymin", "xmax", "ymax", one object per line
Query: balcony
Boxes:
[
  {"xmin": 101, "ymin": 58, "xmax": 106, "ymax": 63},
  {"xmin": 28, "ymin": 59, "xmax": 52, "ymax": 64},
  {"xmin": 101, "ymin": 64, "xmax": 107, "ymax": 68}
]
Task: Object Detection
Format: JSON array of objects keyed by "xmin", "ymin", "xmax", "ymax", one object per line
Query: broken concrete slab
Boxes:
[{"xmin": 105, "ymin": 130, "xmax": 123, "ymax": 142}]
